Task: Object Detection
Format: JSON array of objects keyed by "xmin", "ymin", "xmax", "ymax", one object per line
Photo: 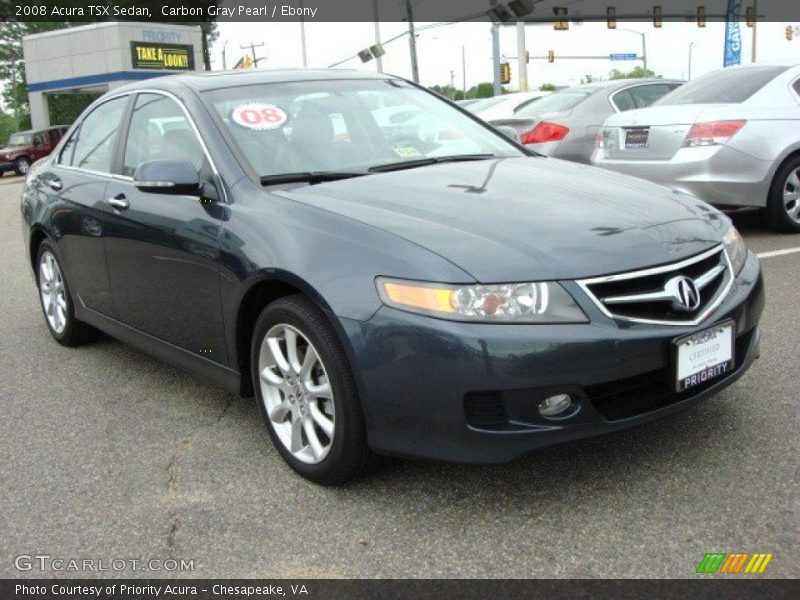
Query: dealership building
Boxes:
[{"xmin": 23, "ymin": 22, "xmax": 205, "ymax": 130}]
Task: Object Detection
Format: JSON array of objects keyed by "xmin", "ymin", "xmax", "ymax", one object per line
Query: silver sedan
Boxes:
[
  {"xmin": 488, "ymin": 78, "xmax": 682, "ymax": 163},
  {"xmin": 592, "ymin": 63, "xmax": 800, "ymax": 233}
]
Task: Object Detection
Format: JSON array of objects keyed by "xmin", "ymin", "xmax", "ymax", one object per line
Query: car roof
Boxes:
[{"xmin": 114, "ymin": 68, "xmax": 395, "ymax": 95}]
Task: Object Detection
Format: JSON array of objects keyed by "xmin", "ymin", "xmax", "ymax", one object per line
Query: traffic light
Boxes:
[
  {"xmin": 241, "ymin": 54, "xmax": 253, "ymax": 68},
  {"xmin": 787, "ymin": 26, "xmax": 794, "ymax": 41},
  {"xmin": 746, "ymin": 6, "xmax": 755, "ymax": 27},
  {"xmin": 488, "ymin": 1, "xmax": 512, "ymax": 23},
  {"xmin": 653, "ymin": 5, "xmax": 662, "ymax": 28},
  {"xmin": 607, "ymin": 7, "xmax": 616, "ymax": 29},
  {"xmin": 553, "ymin": 7, "xmax": 568, "ymax": 30},
  {"xmin": 508, "ymin": 0, "xmax": 535, "ymax": 18},
  {"xmin": 500, "ymin": 62, "xmax": 511, "ymax": 84},
  {"xmin": 697, "ymin": 6, "xmax": 706, "ymax": 27},
  {"xmin": 548, "ymin": 50, "xmax": 555, "ymax": 63}
]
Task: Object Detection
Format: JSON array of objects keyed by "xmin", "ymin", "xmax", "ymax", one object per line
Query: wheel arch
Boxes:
[
  {"xmin": 233, "ymin": 271, "xmax": 360, "ymax": 399},
  {"xmin": 28, "ymin": 226, "xmax": 49, "ymax": 281},
  {"xmin": 767, "ymin": 146, "xmax": 800, "ymax": 199}
]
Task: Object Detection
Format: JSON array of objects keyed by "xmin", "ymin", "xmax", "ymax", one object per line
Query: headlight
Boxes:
[
  {"xmin": 376, "ymin": 278, "xmax": 588, "ymax": 323},
  {"xmin": 722, "ymin": 225, "xmax": 747, "ymax": 275}
]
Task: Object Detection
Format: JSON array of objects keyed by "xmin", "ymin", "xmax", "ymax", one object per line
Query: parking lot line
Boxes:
[{"xmin": 756, "ymin": 247, "xmax": 800, "ymax": 259}]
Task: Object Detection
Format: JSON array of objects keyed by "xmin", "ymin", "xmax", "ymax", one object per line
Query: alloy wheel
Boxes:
[
  {"xmin": 257, "ymin": 324, "xmax": 335, "ymax": 464},
  {"xmin": 784, "ymin": 168, "xmax": 800, "ymax": 223},
  {"xmin": 39, "ymin": 251, "xmax": 67, "ymax": 334},
  {"xmin": 17, "ymin": 159, "xmax": 30, "ymax": 174}
]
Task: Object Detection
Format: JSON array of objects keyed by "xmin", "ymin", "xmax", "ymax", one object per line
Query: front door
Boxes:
[{"xmin": 103, "ymin": 92, "xmax": 228, "ymax": 365}]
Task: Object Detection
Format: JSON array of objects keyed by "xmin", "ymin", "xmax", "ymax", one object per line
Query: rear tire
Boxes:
[
  {"xmin": 36, "ymin": 241, "xmax": 98, "ymax": 346},
  {"xmin": 764, "ymin": 155, "xmax": 800, "ymax": 233},
  {"xmin": 250, "ymin": 294, "xmax": 377, "ymax": 485}
]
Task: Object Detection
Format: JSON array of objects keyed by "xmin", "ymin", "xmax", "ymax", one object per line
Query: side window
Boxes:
[
  {"xmin": 48, "ymin": 129, "xmax": 60, "ymax": 143},
  {"xmin": 32, "ymin": 133, "xmax": 45, "ymax": 146},
  {"xmin": 612, "ymin": 90, "xmax": 636, "ymax": 111},
  {"xmin": 69, "ymin": 96, "xmax": 128, "ymax": 173},
  {"xmin": 122, "ymin": 93, "xmax": 205, "ymax": 177},
  {"xmin": 628, "ymin": 84, "xmax": 673, "ymax": 109},
  {"xmin": 793, "ymin": 79, "xmax": 800, "ymax": 97}
]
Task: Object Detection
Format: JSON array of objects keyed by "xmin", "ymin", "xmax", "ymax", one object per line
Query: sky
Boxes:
[{"xmin": 211, "ymin": 20, "xmax": 799, "ymax": 90}]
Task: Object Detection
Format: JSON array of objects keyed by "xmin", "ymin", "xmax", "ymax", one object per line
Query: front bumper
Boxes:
[
  {"xmin": 591, "ymin": 145, "xmax": 773, "ymax": 208},
  {"xmin": 341, "ymin": 252, "xmax": 764, "ymax": 463}
]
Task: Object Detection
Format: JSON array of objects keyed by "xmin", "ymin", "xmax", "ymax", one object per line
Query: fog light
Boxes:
[{"xmin": 538, "ymin": 394, "xmax": 574, "ymax": 419}]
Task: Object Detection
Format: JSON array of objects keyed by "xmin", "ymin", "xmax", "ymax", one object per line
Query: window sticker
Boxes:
[
  {"xmin": 393, "ymin": 146, "xmax": 422, "ymax": 158},
  {"xmin": 231, "ymin": 103, "xmax": 288, "ymax": 130}
]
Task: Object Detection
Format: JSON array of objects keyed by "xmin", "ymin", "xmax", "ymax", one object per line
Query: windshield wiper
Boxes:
[
  {"xmin": 260, "ymin": 171, "xmax": 366, "ymax": 186},
  {"xmin": 368, "ymin": 154, "xmax": 497, "ymax": 173}
]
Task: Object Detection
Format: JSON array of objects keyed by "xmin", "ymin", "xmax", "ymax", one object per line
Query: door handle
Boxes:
[
  {"xmin": 47, "ymin": 178, "xmax": 62, "ymax": 192},
  {"xmin": 107, "ymin": 194, "xmax": 130, "ymax": 211}
]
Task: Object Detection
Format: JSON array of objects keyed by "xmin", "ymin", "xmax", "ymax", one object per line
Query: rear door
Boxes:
[
  {"xmin": 38, "ymin": 95, "xmax": 131, "ymax": 316},
  {"xmin": 103, "ymin": 92, "xmax": 228, "ymax": 365}
]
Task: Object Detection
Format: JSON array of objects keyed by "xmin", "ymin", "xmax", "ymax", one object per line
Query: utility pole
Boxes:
[
  {"xmin": 641, "ymin": 33, "xmax": 647, "ymax": 71},
  {"xmin": 373, "ymin": 0, "xmax": 383, "ymax": 73},
  {"xmin": 240, "ymin": 41, "xmax": 265, "ymax": 66},
  {"xmin": 404, "ymin": 0, "xmax": 419, "ymax": 82},
  {"xmin": 688, "ymin": 41, "xmax": 694, "ymax": 80},
  {"xmin": 299, "ymin": 0, "xmax": 308, "ymax": 67},
  {"xmin": 462, "ymin": 45, "xmax": 467, "ymax": 97},
  {"xmin": 751, "ymin": 0, "xmax": 758, "ymax": 62},
  {"xmin": 492, "ymin": 22, "xmax": 501, "ymax": 95},
  {"xmin": 222, "ymin": 40, "xmax": 228, "ymax": 70},
  {"xmin": 516, "ymin": 21, "xmax": 528, "ymax": 92}
]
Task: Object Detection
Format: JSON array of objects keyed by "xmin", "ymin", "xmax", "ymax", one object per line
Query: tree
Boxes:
[
  {"xmin": 539, "ymin": 83, "xmax": 556, "ymax": 91},
  {"xmin": 609, "ymin": 66, "xmax": 659, "ymax": 80},
  {"xmin": 0, "ymin": 109, "xmax": 15, "ymax": 145}
]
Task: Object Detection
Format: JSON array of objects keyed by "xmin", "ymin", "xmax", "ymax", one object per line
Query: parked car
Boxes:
[
  {"xmin": 22, "ymin": 69, "xmax": 762, "ymax": 484},
  {"xmin": 489, "ymin": 79, "xmax": 683, "ymax": 163},
  {"xmin": 0, "ymin": 125, "xmax": 68, "ymax": 176},
  {"xmin": 465, "ymin": 91, "xmax": 551, "ymax": 120},
  {"xmin": 592, "ymin": 64, "xmax": 800, "ymax": 233}
]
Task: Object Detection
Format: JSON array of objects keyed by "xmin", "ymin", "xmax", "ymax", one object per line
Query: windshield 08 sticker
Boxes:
[{"xmin": 231, "ymin": 103, "xmax": 288, "ymax": 130}]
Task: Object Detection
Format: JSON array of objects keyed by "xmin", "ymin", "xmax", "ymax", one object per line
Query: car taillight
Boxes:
[
  {"xmin": 520, "ymin": 122, "xmax": 570, "ymax": 145},
  {"xmin": 683, "ymin": 120, "xmax": 746, "ymax": 147},
  {"xmin": 595, "ymin": 131, "xmax": 604, "ymax": 148}
]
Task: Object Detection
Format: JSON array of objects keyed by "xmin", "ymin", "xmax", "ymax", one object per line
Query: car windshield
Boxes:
[
  {"xmin": 7, "ymin": 133, "xmax": 32, "ymax": 146},
  {"xmin": 656, "ymin": 66, "xmax": 789, "ymax": 105},
  {"xmin": 514, "ymin": 90, "xmax": 592, "ymax": 116},
  {"xmin": 204, "ymin": 79, "xmax": 523, "ymax": 180}
]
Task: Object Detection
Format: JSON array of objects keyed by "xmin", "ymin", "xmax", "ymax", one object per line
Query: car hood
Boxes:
[
  {"xmin": 0, "ymin": 145, "xmax": 25, "ymax": 154},
  {"xmin": 274, "ymin": 157, "xmax": 728, "ymax": 282}
]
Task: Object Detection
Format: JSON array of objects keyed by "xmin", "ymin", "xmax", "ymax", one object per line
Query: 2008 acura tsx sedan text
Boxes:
[{"xmin": 21, "ymin": 69, "xmax": 764, "ymax": 484}]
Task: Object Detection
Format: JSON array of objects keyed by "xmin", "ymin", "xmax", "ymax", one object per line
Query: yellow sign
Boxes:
[{"xmin": 131, "ymin": 42, "xmax": 195, "ymax": 70}]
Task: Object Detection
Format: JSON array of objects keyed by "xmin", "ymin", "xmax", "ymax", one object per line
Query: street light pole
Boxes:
[
  {"xmin": 299, "ymin": 0, "xmax": 308, "ymax": 67},
  {"xmin": 492, "ymin": 22, "xmax": 501, "ymax": 95},
  {"xmin": 516, "ymin": 21, "xmax": 528, "ymax": 92},
  {"xmin": 373, "ymin": 0, "xmax": 383, "ymax": 73},
  {"xmin": 404, "ymin": 0, "xmax": 419, "ymax": 83},
  {"xmin": 688, "ymin": 41, "xmax": 694, "ymax": 80},
  {"xmin": 617, "ymin": 28, "xmax": 647, "ymax": 72},
  {"xmin": 222, "ymin": 40, "xmax": 228, "ymax": 70},
  {"xmin": 462, "ymin": 45, "xmax": 467, "ymax": 97}
]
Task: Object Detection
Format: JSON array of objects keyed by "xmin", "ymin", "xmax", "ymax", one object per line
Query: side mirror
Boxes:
[
  {"xmin": 494, "ymin": 125, "xmax": 520, "ymax": 142},
  {"xmin": 133, "ymin": 159, "xmax": 201, "ymax": 195}
]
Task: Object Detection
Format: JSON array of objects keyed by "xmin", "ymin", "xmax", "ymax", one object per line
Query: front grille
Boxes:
[
  {"xmin": 586, "ymin": 328, "xmax": 754, "ymax": 421},
  {"xmin": 578, "ymin": 246, "xmax": 732, "ymax": 325}
]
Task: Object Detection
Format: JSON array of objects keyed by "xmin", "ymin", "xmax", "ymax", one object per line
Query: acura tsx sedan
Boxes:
[{"xmin": 21, "ymin": 69, "xmax": 764, "ymax": 484}]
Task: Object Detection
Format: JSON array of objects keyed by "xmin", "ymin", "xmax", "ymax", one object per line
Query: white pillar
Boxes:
[{"xmin": 29, "ymin": 91, "xmax": 50, "ymax": 130}]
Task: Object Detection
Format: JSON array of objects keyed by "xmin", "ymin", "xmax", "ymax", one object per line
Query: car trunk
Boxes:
[
  {"xmin": 489, "ymin": 110, "xmax": 572, "ymax": 143},
  {"xmin": 600, "ymin": 104, "xmax": 722, "ymax": 161}
]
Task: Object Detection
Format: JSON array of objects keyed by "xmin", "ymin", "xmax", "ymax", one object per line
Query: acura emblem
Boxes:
[{"xmin": 666, "ymin": 275, "xmax": 701, "ymax": 312}]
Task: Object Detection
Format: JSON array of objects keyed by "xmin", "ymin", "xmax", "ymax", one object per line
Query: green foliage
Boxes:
[
  {"xmin": 48, "ymin": 93, "xmax": 103, "ymax": 126},
  {"xmin": 0, "ymin": 109, "xmax": 16, "ymax": 145},
  {"xmin": 539, "ymin": 83, "xmax": 557, "ymax": 91},
  {"xmin": 609, "ymin": 66, "xmax": 659, "ymax": 80}
]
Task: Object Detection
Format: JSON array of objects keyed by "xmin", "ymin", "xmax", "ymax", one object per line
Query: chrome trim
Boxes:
[
  {"xmin": 602, "ymin": 263, "xmax": 725, "ymax": 305},
  {"xmin": 577, "ymin": 244, "xmax": 734, "ymax": 326}
]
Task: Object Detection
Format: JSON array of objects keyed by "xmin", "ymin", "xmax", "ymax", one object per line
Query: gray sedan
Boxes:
[
  {"xmin": 592, "ymin": 64, "xmax": 800, "ymax": 233},
  {"xmin": 489, "ymin": 78, "xmax": 682, "ymax": 163}
]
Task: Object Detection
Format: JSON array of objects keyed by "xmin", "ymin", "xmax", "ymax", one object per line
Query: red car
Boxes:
[{"xmin": 0, "ymin": 125, "xmax": 68, "ymax": 176}]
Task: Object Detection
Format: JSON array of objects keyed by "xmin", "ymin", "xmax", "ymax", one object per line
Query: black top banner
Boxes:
[{"xmin": 1, "ymin": 0, "xmax": 799, "ymax": 23}]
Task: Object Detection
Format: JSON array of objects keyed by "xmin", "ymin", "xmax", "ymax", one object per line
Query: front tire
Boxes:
[
  {"xmin": 14, "ymin": 156, "xmax": 31, "ymax": 176},
  {"xmin": 36, "ymin": 241, "xmax": 98, "ymax": 346},
  {"xmin": 764, "ymin": 156, "xmax": 800, "ymax": 233},
  {"xmin": 251, "ymin": 295, "xmax": 376, "ymax": 484}
]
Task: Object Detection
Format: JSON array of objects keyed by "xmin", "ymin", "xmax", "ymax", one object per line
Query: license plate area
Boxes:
[
  {"xmin": 625, "ymin": 128, "xmax": 650, "ymax": 148},
  {"xmin": 673, "ymin": 321, "xmax": 735, "ymax": 392}
]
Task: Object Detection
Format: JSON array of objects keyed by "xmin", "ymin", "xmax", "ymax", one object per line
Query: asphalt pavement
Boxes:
[{"xmin": 0, "ymin": 175, "xmax": 797, "ymax": 578}]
